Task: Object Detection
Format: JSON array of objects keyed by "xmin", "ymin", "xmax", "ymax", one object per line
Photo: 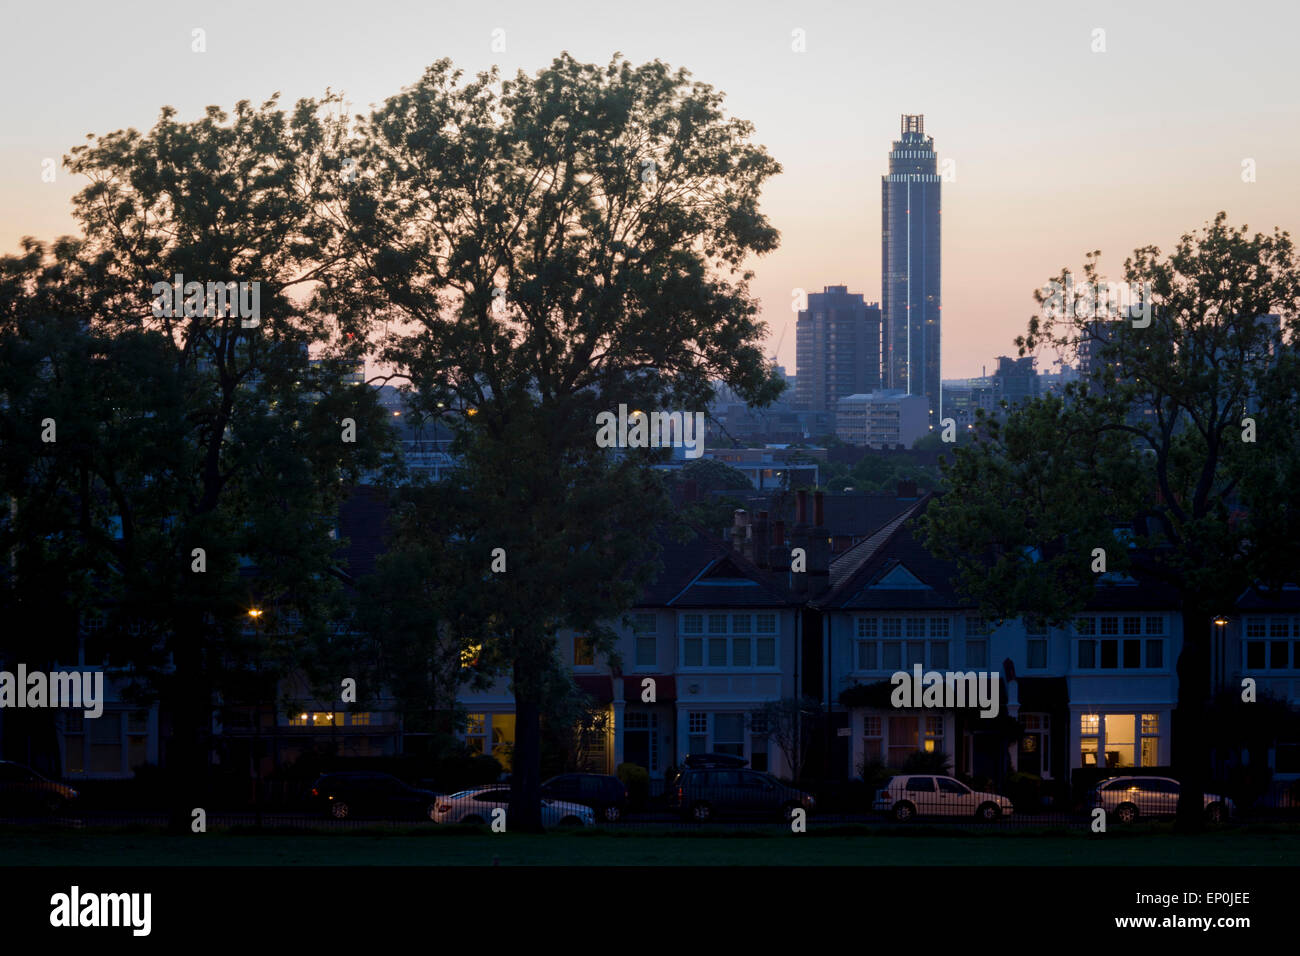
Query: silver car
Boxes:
[
  {"xmin": 431, "ymin": 787, "xmax": 595, "ymax": 828},
  {"xmin": 873, "ymin": 774, "xmax": 1014, "ymax": 822},
  {"xmin": 1087, "ymin": 776, "xmax": 1234, "ymax": 823}
]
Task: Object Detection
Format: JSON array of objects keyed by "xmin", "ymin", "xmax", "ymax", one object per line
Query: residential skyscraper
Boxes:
[
  {"xmin": 882, "ymin": 114, "xmax": 941, "ymax": 424},
  {"xmin": 794, "ymin": 285, "xmax": 882, "ymax": 415}
]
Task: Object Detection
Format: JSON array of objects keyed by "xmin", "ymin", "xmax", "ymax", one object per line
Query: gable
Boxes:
[{"xmin": 869, "ymin": 562, "xmax": 931, "ymax": 590}]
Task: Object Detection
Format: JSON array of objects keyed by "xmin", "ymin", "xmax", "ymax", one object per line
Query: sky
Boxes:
[{"xmin": 1, "ymin": 0, "xmax": 1296, "ymax": 377}]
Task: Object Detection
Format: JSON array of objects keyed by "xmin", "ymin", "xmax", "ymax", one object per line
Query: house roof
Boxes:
[
  {"xmin": 1235, "ymin": 584, "xmax": 1300, "ymax": 611},
  {"xmin": 816, "ymin": 494, "xmax": 1182, "ymax": 613},
  {"xmin": 737, "ymin": 490, "xmax": 917, "ymax": 538},
  {"xmin": 636, "ymin": 525, "xmax": 793, "ymax": 609}
]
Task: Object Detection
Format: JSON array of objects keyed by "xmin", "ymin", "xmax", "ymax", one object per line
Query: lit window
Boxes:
[{"xmin": 574, "ymin": 636, "xmax": 595, "ymax": 667}]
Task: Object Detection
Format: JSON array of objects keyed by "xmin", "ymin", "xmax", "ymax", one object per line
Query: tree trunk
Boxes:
[
  {"xmin": 167, "ymin": 611, "xmax": 211, "ymax": 834},
  {"xmin": 1172, "ymin": 603, "xmax": 1213, "ymax": 833},
  {"xmin": 510, "ymin": 687, "xmax": 544, "ymax": 833}
]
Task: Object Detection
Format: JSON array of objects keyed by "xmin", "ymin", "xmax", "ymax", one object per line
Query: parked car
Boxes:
[
  {"xmin": 432, "ymin": 787, "xmax": 595, "ymax": 828},
  {"xmin": 667, "ymin": 767, "xmax": 815, "ymax": 822},
  {"xmin": 1085, "ymin": 775, "xmax": 1234, "ymax": 823},
  {"xmin": 540, "ymin": 773, "xmax": 628, "ymax": 822},
  {"xmin": 873, "ymin": 774, "xmax": 1014, "ymax": 822},
  {"xmin": 309, "ymin": 771, "xmax": 442, "ymax": 820},
  {"xmin": 665, "ymin": 752, "xmax": 749, "ymax": 788},
  {"xmin": 0, "ymin": 761, "xmax": 78, "ymax": 815}
]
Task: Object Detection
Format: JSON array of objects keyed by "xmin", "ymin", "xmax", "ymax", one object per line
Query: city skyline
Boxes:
[{"xmin": 1, "ymin": 1, "xmax": 1296, "ymax": 380}]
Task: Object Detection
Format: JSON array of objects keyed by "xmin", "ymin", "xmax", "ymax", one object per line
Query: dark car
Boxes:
[
  {"xmin": 310, "ymin": 771, "xmax": 441, "ymax": 821},
  {"xmin": 540, "ymin": 773, "xmax": 629, "ymax": 822},
  {"xmin": 665, "ymin": 752, "xmax": 748, "ymax": 787},
  {"xmin": 0, "ymin": 760, "xmax": 78, "ymax": 815},
  {"xmin": 667, "ymin": 767, "xmax": 815, "ymax": 823}
]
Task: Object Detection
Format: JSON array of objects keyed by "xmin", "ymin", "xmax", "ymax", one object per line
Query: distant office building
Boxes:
[
  {"xmin": 993, "ymin": 355, "xmax": 1040, "ymax": 408},
  {"xmin": 882, "ymin": 114, "xmax": 942, "ymax": 425},
  {"xmin": 835, "ymin": 391, "xmax": 930, "ymax": 449},
  {"xmin": 795, "ymin": 285, "xmax": 882, "ymax": 415}
]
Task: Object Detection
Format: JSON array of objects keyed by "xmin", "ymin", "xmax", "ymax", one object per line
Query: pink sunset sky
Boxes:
[{"xmin": 2, "ymin": 0, "xmax": 1296, "ymax": 377}]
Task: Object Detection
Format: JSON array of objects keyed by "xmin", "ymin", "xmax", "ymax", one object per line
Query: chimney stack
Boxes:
[
  {"xmin": 810, "ymin": 490, "xmax": 830, "ymax": 597},
  {"xmin": 768, "ymin": 520, "xmax": 787, "ymax": 572},
  {"xmin": 731, "ymin": 509, "xmax": 751, "ymax": 557},
  {"xmin": 753, "ymin": 510, "xmax": 770, "ymax": 569},
  {"xmin": 791, "ymin": 491, "xmax": 811, "ymax": 597}
]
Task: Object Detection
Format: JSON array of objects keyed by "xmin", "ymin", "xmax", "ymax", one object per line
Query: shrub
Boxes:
[
  {"xmin": 858, "ymin": 757, "xmax": 894, "ymax": 796},
  {"xmin": 1002, "ymin": 772, "xmax": 1044, "ymax": 812},
  {"xmin": 616, "ymin": 763, "xmax": 650, "ymax": 809}
]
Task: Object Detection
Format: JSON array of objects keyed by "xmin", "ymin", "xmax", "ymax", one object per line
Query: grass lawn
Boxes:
[{"xmin": 2, "ymin": 825, "xmax": 1298, "ymax": 866}]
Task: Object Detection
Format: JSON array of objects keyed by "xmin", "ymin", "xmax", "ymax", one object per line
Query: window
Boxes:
[
  {"xmin": 350, "ymin": 712, "xmax": 372, "ymax": 726},
  {"xmin": 732, "ymin": 636, "xmax": 751, "ymax": 666},
  {"xmin": 682, "ymin": 614, "xmax": 703, "ymax": 634},
  {"xmin": 906, "ymin": 618, "xmax": 926, "ymax": 639},
  {"xmin": 1075, "ymin": 615, "xmax": 1164, "ymax": 669},
  {"xmin": 714, "ymin": 714, "xmax": 744, "ymax": 757},
  {"xmin": 857, "ymin": 617, "xmax": 878, "ymax": 639},
  {"xmin": 1027, "ymin": 635, "xmax": 1047, "ymax": 669},
  {"xmin": 882, "ymin": 642, "xmax": 902, "ymax": 670},
  {"xmin": 684, "ymin": 637, "xmax": 703, "ymax": 666},
  {"xmin": 857, "ymin": 641, "xmax": 878, "ymax": 670},
  {"xmin": 633, "ymin": 613, "xmax": 657, "ymax": 634},
  {"xmin": 1246, "ymin": 617, "xmax": 1266, "ymax": 638},
  {"xmin": 888, "ymin": 716, "xmax": 919, "ymax": 766},
  {"xmin": 966, "ymin": 639, "xmax": 987, "ymax": 668},
  {"xmin": 929, "ymin": 641, "xmax": 949, "ymax": 668},
  {"xmin": 688, "ymin": 712, "xmax": 707, "ymax": 754},
  {"xmin": 863, "ymin": 714, "xmax": 883, "ymax": 763},
  {"xmin": 708, "ymin": 638, "xmax": 727, "ymax": 666},
  {"xmin": 574, "ymin": 636, "xmax": 595, "ymax": 667},
  {"xmin": 929, "ymin": 618, "xmax": 950, "ymax": 638},
  {"xmin": 1141, "ymin": 713, "xmax": 1159, "ymax": 766},
  {"xmin": 708, "ymin": 614, "xmax": 728, "ymax": 635},
  {"xmin": 756, "ymin": 637, "xmax": 776, "ymax": 667},
  {"xmin": 1145, "ymin": 640, "xmax": 1163, "ymax": 668},
  {"xmin": 924, "ymin": 715, "xmax": 944, "ymax": 753},
  {"xmin": 636, "ymin": 633, "xmax": 656, "ymax": 667},
  {"xmin": 882, "ymin": 618, "xmax": 903, "ymax": 638},
  {"xmin": 491, "ymin": 714, "xmax": 516, "ymax": 769},
  {"xmin": 465, "ymin": 713, "xmax": 487, "ymax": 754},
  {"xmin": 966, "ymin": 616, "xmax": 992, "ymax": 636},
  {"xmin": 731, "ymin": 614, "xmax": 752, "ymax": 634},
  {"xmin": 1080, "ymin": 713, "xmax": 1100, "ymax": 766},
  {"xmin": 1104, "ymin": 714, "xmax": 1135, "ymax": 767},
  {"xmin": 1246, "ymin": 641, "xmax": 1266, "ymax": 669},
  {"xmin": 756, "ymin": 614, "xmax": 777, "ymax": 634}
]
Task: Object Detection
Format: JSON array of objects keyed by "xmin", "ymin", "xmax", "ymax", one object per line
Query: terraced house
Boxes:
[{"xmin": 817, "ymin": 495, "xmax": 1185, "ymax": 787}]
